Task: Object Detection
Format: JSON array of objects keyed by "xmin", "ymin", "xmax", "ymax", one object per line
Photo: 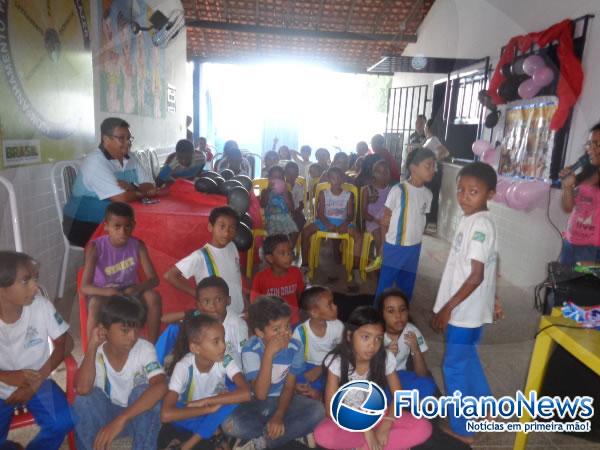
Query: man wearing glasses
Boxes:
[{"xmin": 63, "ymin": 117, "xmax": 159, "ymax": 247}]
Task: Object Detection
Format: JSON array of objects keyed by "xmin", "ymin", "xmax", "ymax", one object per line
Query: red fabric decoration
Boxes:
[{"xmin": 488, "ymin": 19, "xmax": 584, "ymax": 130}]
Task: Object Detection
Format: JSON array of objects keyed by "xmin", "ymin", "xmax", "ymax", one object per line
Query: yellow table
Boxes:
[{"xmin": 513, "ymin": 308, "xmax": 600, "ymax": 449}]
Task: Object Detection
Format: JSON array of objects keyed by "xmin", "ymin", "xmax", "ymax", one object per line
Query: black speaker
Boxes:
[{"xmin": 541, "ymin": 263, "xmax": 600, "ymax": 313}]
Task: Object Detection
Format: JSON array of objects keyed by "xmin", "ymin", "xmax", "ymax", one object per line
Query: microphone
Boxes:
[{"xmin": 561, "ymin": 153, "xmax": 590, "ymax": 179}]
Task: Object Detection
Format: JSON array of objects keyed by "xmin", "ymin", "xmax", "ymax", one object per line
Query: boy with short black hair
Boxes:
[
  {"xmin": 224, "ymin": 296, "xmax": 325, "ymax": 448},
  {"xmin": 155, "ymin": 275, "xmax": 248, "ymax": 367},
  {"xmin": 251, "ymin": 235, "xmax": 304, "ymax": 324},
  {"xmin": 432, "ymin": 161, "xmax": 503, "ymax": 444},
  {"xmin": 73, "ymin": 295, "xmax": 167, "ymax": 450},
  {"xmin": 157, "ymin": 139, "xmax": 205, "ymax": 186},
  {"xmin": 81, "ymin": 201, "xmax": 162, "ymax": 343},
  {"xmin": 292, "ymin": 286, "xmax": 343, "ymax": 399},
  {"xmin": 165, "ymin": 206, "xmax": 247, "ymax": 316},
  {"xmin": 0, "ymin": 251, "xmax": 74, "ymax": 450}
]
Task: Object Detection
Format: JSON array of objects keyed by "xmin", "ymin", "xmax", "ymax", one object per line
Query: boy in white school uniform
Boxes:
[
  {"xmin": 0, "ymin": 251, "xmax": 74, "ymax": 450},
  {"xmin": 431, "ymin": 162, "xmax": 503, "ymax": 445},
  {"xmin": 164, "ymin": 206, "xmax": 247, "ymax": 316},
  {"xmin": 73, "ymin": 296, "xmax": 167, "ymax": 450}
]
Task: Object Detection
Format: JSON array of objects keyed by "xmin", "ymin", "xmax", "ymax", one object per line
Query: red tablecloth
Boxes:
[{"xmin": 85, "ymin": 179, "xmax": 261, "ymax": 319}]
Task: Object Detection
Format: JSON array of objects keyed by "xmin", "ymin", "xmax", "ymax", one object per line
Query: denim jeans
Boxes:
[
  {"xmin": 224, "ymin": 395, "xmax": 325, "ymax": 448},
  {"xmin": 0, "ymin": 379, "xmax": 74, "ymax": 450},
  {"xmin": 72, "ymin": 385, "xmax": 161, "ymax": 450}
]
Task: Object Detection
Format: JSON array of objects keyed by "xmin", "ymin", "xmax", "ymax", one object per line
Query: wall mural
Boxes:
[
  {"xmin": 98, "ymin": 0, "xmax": 166, "ymax": 118},
  {"xmin": 0, "ymin": 0, "xmax": 95, "ymax": 168}
]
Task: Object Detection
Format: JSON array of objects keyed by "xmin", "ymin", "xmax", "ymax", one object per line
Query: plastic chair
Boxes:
[
  {"xmin": 148, "ymin": 148, "xmax": 161, "ymax": 179},
  {"xmin": 135, "ymin": 150, "xmax": 153, "ymax": 179},
  {"xmin": 308, "ymin": 182, "xmax": 358, "ymax": 282},
  {"xmin": 0, "ymin": 176, "xmax": 23, "ymax": 251},
  {"xmin": 9, "ymin": 348, "xmax": 77, "ymax": 450},
  {"xmin": 51, "ymin": 161, "xmax": 84, "ymax": 299}
]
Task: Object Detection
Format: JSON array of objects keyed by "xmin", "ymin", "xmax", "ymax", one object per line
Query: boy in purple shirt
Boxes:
[{"xmin": 81, "ymin": 202, "xmax": 161, "ymax": 343}]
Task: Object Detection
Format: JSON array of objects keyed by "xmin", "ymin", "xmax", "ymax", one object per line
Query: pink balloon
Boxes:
[
  {"xmin": 493, "ymin": 178, "xmax": 511, "ymax": 203},
  {"xmin": 507, "ymin": 180, "xmax": 550, "ymax": 211},
  {"xmin": 532, "ymin": 66, "xmax": 554, "ymax": 87},
  {"xmin": 481, "ymin": 148, "xmax": 498, "ymax": 165},
  {"xmin": 271, "ymin": 178, "xmax": 286, "ymax": 194},
  {"xmin": 518, "ymin": 78, "xmax": 541, "ymax": 99},
  {"xmin": 522, "ymin": 55, "xmax": 546, "ymax": 76},
  {"xmin": 506, "ymin": 182, "xmax": 527, "ymax": 210},
  {"xmin": 472, "ymin": 139, "xmax": 493, "ymax": 156}
]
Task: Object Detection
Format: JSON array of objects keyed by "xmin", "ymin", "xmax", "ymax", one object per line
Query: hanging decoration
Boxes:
[{"xmin": 486, "ymin": 19, "xmax": 583, "ymax": 130}]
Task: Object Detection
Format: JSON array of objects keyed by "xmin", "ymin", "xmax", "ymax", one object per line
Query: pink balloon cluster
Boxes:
[
  {"xmin": 472, "ymin": 140, "xmax": 498, "ymax": 167},
  {"xmin": 492, "ymin": 177, "xmax": 550, "ymax": 211},
  {"xmin": 517, "ymin": 55, "xmax": 555, "ymax": 100}
]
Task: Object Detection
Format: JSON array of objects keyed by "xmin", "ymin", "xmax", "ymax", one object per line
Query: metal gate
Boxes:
[{"xmin": 384, "ymin": 84, "xmax": 429, "ymax": 172}]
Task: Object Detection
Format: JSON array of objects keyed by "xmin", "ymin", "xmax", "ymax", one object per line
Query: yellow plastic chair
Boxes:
[{"xmin": 308, "ymin": 182, "xmax": 358, "ymax": 281}]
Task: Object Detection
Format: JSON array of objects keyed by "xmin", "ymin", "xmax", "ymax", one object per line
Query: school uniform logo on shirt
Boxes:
[
  {"xmin": 24, "ymin": 326, "xmax": 44, "ymax": 349},
  {"xmin": 453, "ymin": 232, "xmax": 464, "ymax": 252},
  {"xmin": 472, "ymin": 231, "xmax": 486, "ymax": 243},
  {"xmin": 54, "ymin": 311, "xmax": 65, "ymax": 325},
  {"xmin": 145, "ymin": 361, "xmax": 160, "ymax": 374}
]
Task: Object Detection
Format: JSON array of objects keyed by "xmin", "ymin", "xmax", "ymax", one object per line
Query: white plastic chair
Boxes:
[
  {"xmin": 0, "ymin": 176, "xmax": 23, "ymax": 251},
  {"xmin": 51, "ymin": 161, "xmax": 83, "ymax": 299},
  {"xmin": 148, "ymin": 148, "xmax": 161, "ymax": 178}
]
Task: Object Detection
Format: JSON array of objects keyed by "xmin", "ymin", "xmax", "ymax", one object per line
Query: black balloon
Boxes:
[
  {"xmin": 500, "ymin": 63, "xmax": 513, "ymax": 78},
  {"xmin": 510, "ymin": 56, "xmax": 527, "ymax": 76},
  {"xmin": 219, "ymin": 179, "xmax": 244, "ymax": 195},
  {"xmin": 497, "ymin": 75, "xmax": 527, "ymax": 102},
  {"xmin": 233, "ymin": 174, "xmax": 252, "ymax": 191},
  {"xmin": 233, "ymin": 222, "xmax": 253, "ymax": 251},
  {"xmin": 240, "ymin": 212, "xmax": 253, "ymax": 229},
  {"xmin": 212, "ymin": 176, "xmax": 225, "ymax": 186},
  {"xmin": 200, "ymin": 170, "xmax": 220, "ymax": 179},
  {"xmin": 220, "ymin": 169, "xmax": 235, "ymax": 180},
  {"xmin": 194, "ymin": 177, "xmax": 219, "ymax": 194},
  {"xmin": 227, "ymin": 186, "xmax": 250, "ymax": 214},
  {"xmin": 477, "ymin": 89, "xmax": 496, "ymax": 111},
  {"xmin": 485, "ymin": 110, "xmax": 501, "ymax": 128}
]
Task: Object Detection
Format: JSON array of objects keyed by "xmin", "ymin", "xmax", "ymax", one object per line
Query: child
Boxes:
[
  {"xmin": 315, "ymin": 147, "xmax": 331, "ymax": 171},
  {"xmin": 314, "ymin": 306, "xmax": 432, "ymax": 449},
  {"xmin": 251, "ymin": 235, "xmax": 304, "ymax": 324},
  {"xmin": 260, "ymin": 165, "xmax": 298, "ymax": 244},
  {"xmin": 73, "ymin": 295, "xmax": 168, "ymax": 450},
  {"xmin": 308, "ymin": 163, "xmax": 325, "ymax": 197},
  {"xmin": 360, "ymin": 159, "xmax": 391, "ymax": 262},
  {"xmin": 559, "ymin": 122, "xmax": 600, "ymax": 265},
  {"xmin": 161, "ymin": 313, "xmax": 251, "ymax": 450},
  {"xmin": 216, "ymin": 143, "xmax": 251, "ymax": 176},
  {"xmin": 301, "ymin": 167, "xmax": 358, "ymax": 278},
  {"xmin": 377, "ymin": 288, "xmax": 437, "ymax": 398},
  {"xmin": 165, "ymin": 206, "xmax": 246, "ymax": 316},
  {"xmin": 261, "ymin": 150, "xmax": 280, "ymax": 178},
  {"xmin": 278, "ymin": 145, "xmax": 291, "ymax": 161},
  {"xmin": 431, "ymin": 161, "xmax": 501, "ymax": 444},
  {"xmin": 156, "ymin": 275, "xmax": 248, "ymax": 368},
  {"xmin": 375, "ymin": 148, "xmax": 436, "ymax": 301},
  {"xmin": 157, "ymin": 139, "xmax": 205, "ymax": 186},
  {"xmin": 292, "ymin": 286, "xmax": 343, "ymax": 399},
  {"xmin": 284, "ymin": 161, "xmax": 306, "ymax": 233},
  {"xmin": 224, "ymin": 297, "xmax": 325, "ymax": 448},
  {"xmin": 0, "ymin": 251, "xmax": 74, "ymax": 450},
  {"xmin": 291, "ymin": 145, "xmax": 312, "ymax": 180},
  {"xmin": 81, "ymin": 201, "xmax": 162, "ymax": 343}
]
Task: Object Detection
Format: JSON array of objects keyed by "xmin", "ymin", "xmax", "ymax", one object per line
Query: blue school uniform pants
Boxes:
[
  {"xmin": 375, "ymin": 242, "xmax": 422, "ymax": 303},
  {"xmin": 72, "ymin": 384, "xmax": 161, "ymax": 450},
  {"xmin": 296, "ymin": 363, "xmax": 325, "ymax": 393},
  {"xmin": 443, "ymin": 324, "xmax": 491, "ymax": 437},
  {"xmin": 0, "ymin": 379, "xmax": 73, "ymax": 450},
  {"xmin": 173, "ymin": 402, "xmax": 238, "ymax": 439},
  {"xmin": 397, "ymin": 370, "xmax": 437, "ymax": 399}
]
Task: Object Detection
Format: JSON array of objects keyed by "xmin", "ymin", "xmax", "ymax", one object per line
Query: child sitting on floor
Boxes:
[
  {"xmin": 165, "ymin": 206, "xmax": 246, "ymax": 316},
  {"xmin": 156, "ymin": 275, "xmax": 248, "ymax": 368},
  {"xmin": 260, "ymin": 165, "xmax": 298, "ymax": 244},
  {"xmin": 0, "ymin": 251, "xmax": 74, "ymax": 450},
  {"xmin": 292, "ymin": 286, "xmax": 343, "ymax": 400},
  {"xmin": 223, "ymin": 297, "xmax": 325, "ymax": 448},
  {"xmin": 375, "ymin": 148, "xmax": 436, "ymax": 302},
  {"xmin": 314, "ymin": 306, "xmax": 432, "ymax": 450},
  {"xmin": 81, "ymin": 201, "xmax": 162, "ymax": 343},
  {"xmin": 377, "ymin": 288, "xmax": 437, "ymax": 398},
  {"xmin": 73, "ymin": 296, "xmax": 167, "ymax": 450},
  {"xmin": 251, "ymin": 235, "xmax": 304, "ymax": 324},
  {"xmin": 161, "ymin": 313, "xmax": 251, "ymax": 450}
]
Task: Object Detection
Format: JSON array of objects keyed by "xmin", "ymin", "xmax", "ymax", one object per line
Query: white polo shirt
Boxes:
[
  {"xmin": 384, "ymin": 182, "xmax": 432, "ymax": 246},
  {"xmin": 384, "ymin": 324, "xmax": 428, "ymax": 371},
  {"xmin": 0, "ymin": 295, "xmax": 69, "ymax": 399}
]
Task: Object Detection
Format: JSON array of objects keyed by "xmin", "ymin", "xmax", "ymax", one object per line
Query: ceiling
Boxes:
[{"xmin": 182, "ymin": 0, "xmax": 435, "ymax": 73}]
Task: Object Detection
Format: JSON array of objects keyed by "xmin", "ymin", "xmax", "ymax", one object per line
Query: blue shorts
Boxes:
[{"xmin": 314, "ymin": 217, "xmax": 351, "ymax": 231}]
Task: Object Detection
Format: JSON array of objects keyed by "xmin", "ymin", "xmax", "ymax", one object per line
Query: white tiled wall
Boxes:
[{"xmin": 438, "ymin": 163, "xmax": 569, "ymax": 291}]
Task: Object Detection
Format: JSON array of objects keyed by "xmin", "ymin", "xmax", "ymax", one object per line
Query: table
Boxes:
[
  {"xmin": 513, "ymin": 309, "xmax": 600, "ymax": 450},
  {"xmin": 86, "ymin": 179, "xmax": 261, "ymax": 318}
]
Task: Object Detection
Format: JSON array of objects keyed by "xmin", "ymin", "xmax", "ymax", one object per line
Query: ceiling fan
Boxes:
[{"xmin": 130, "ymin": 8, "xmax": 185, "ymax": 48}]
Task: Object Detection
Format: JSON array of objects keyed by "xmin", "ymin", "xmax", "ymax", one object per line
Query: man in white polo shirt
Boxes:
[{"xmin": 63, "ymin": 117, "xmax": 158, "ymax": 246}]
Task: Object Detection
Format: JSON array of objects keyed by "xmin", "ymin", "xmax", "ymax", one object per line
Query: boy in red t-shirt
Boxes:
[{"xmin": 251, "ymin": 234, "xmax": 304, "ymax": 324}]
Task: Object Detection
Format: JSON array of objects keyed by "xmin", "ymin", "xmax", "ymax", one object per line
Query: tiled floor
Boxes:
[{"xmin": 8, "ymin": 235, "xmax": 598, "ymax": 449}]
